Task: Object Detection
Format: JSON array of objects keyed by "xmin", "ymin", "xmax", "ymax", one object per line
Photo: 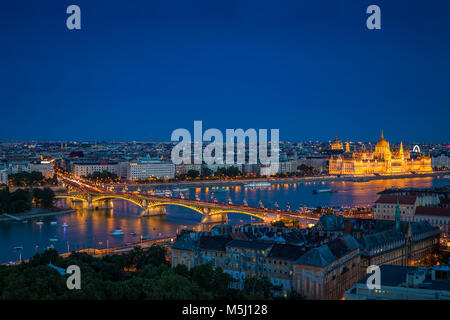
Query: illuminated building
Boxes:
[
  {"xmin": 72, "ymin": 162, "xmax": 119, "ymax": 177},
  {"xmin": 28, "ymin": 161, "xmax": 54, "ymax": 178},
  {"xmin": 126, "ymin": 161, "xmax": 175, "ymax": 180},
  {"xmin": 329, "ymin": 131, "xmax": 432, "ymax": 175},
  {"xmin": 331, "ymin": 136, "xmax": 344, "ymax": 151}
]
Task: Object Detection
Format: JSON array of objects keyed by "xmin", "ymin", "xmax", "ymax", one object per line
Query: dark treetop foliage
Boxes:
[{"xmin": 0, "ymin": 246, "xmax": 280, "ymax": 300}]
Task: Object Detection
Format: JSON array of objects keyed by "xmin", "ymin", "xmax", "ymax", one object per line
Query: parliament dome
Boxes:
[{"xmin": 375, "ymin": 131, "xmax": 390, "ymax": 150}]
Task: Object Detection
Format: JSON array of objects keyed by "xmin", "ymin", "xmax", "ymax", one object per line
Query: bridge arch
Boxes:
[
  {"xmin": 146, "ymin": 202, "xmax": 205, "ymax": 215},
  {"xmin": 55, "ymin": 194, "xmax": 146, "ymax": 209},
  {"xmin": 55, "ymin": 194, "xmax": 267, "ymax": 220},
  {"xmin": 147, "ymin": 202, "xmax": 265, "ymax": 219},
  {"xmin": 92, "ymin": 195, "xmax": 145, "ymax": 208},
  {"xmin": 208, "ymin": 209, "xmax": 265, "ymax": 220}
]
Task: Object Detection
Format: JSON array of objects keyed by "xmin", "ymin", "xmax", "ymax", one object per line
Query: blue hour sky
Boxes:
[{"xmin": 0, "ymin": 0, "xmax": 449, "ymax": 143}]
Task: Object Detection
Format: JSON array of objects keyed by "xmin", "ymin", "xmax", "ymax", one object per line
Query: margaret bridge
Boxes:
[{"xmin": 55, "ymin": 182, "xmax": 319, "ymax": 228}]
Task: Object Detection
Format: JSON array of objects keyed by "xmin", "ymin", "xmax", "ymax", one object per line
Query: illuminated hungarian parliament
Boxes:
[{"xmin": 329, "ymin": 131, "xmax": 432, "ymax": 175}]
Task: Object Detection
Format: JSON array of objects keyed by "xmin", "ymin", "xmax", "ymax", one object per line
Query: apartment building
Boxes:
[
  {"xmin": 72, "ymin": 162, "xmax": 119, "ymax": 177},
  {"xmin": 171, "ymin": 225, "xmax": 361, "ymax": 299},
  {"xmin": 28, "ymin": 161, "xmax": 54, "ymax": 178},
  {"xmin": 374, "ymin": 187, "xmax": 450, "ymax": 245},
  {"xmin": 313, "ymin": 214, "xmax": 440, "ymax": 274},
  {"xmin": 126, "ymin": 161, "xmax": 175, "ymax": 180}
]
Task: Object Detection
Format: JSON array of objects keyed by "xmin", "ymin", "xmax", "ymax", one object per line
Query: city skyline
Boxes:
[{"xmin": 1, "ymin": 0, "xmax": 450, "ymax": 142}]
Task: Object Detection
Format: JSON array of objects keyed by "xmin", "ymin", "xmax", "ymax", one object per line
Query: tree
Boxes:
[
  {"xmin": 186, "ymin": 170, "xmax": 200, "ymax": 179},
  {"xmin": 10, "ymin": 189, "xmax": 32, "ymax": 213},
  {"xmin": 242, "ymin": 276, "xmax": 273, "ymax": 299},
  {"xmin": 40, "ymin": 187, "xmax": 55, "ymax": 208},
  {"xmin": 0, "ymin": 187, "xmax": 10, "ymax": 213},
  {"xmin": 32, "ymin": 187, "xmax": 55, "ymax": 208},
  {"xmin": 201, "ymin": 167, "xmax": 213, "ymax": 177}
]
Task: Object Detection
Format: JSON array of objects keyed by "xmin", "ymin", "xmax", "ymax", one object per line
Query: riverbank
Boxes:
[
  {"xmin": 108, "ymin": 170, "xmax": 450, "ymax": 190},
  {"xmin": 0, "ymin": 207, "xmax": 76, "ymax": 222}
]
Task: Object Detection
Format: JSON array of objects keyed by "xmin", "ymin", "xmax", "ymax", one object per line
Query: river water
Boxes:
[{"xmin": 1, "ymin": 176, "xmax": 448, "ymax": 263}]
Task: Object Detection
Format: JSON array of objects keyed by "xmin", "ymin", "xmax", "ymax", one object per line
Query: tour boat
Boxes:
[
  {"xmin": 13, "ymin": 246, "xmax": 23, "ymax": 251},
  {"xmin": 36, "ymin": 221, "xmax": 44, "ymax": 225},
  {"xmin": 312, "ymin": 188, "xmax": 334, "ymax": 194},
  {"xmin": 62, "ymin": 223, "xmax": 69, "ymax": 227},
  {"xmin": 154, "ymin": 190, "xmax": 173, "ymax": 196},
  {"xmin": 49, "ymin": 237, "xmax": 58, "ymax": 242},
  {"xmin": 111, "ymin": 228, "xmax": 124, "ymax": 236},
  {"xmin": 212, "ymin": 187, "xmax": 228, "ymax": 193},
  {"xmin": 444, "ymin": 175, "xmax": 450, "ymax": 179},
  {"xmin": 50, "ymin": 221, "xmax": 57, "ymax": 225},
  {"xmin": 173, "ymin": 188, "xmax": 189, "ymax": 192},
  {"xmin": 244, "ymin": 182, "xmax": 271, "ymax": 188}
]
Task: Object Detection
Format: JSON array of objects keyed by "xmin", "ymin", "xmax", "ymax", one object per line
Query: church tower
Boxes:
[{"xmin": 345, "ymin": 141, "xmax": 350, "ymax": 153}]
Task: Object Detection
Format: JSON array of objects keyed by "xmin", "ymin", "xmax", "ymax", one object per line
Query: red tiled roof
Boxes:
[
  {"xmin": 415, "ymin": 206, "xmax": 450, "ymax": 217},
  {"xmin": 230, "ymin": 232, "xmax": 249, "ymax": 241},
  {"xmin": 375, "ymin": 195, "xmax": 417, "ymax": 205}
]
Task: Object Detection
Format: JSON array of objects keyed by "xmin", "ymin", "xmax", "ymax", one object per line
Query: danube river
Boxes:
[{"xmin": 1, "ymin": 176, "xmax": 449, "ymax": 263}]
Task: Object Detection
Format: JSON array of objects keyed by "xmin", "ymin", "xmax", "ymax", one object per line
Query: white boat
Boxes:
[
  {"xmin": 62, "ymin": 223, "xmax": 69, "ymax": 227},
  {"xmin": 154, "ymin": 190, "xmax": 173, "ymax": 196},
  {"xmin": 49, "ymin": 238, "xmax": 58, "ymax": 242},
  {"xmin": 111, "ymin": 228, "xmax": 124, "ymax": 236},
  {"xmin": 312, "ymin": 188, "xmax": 334, "ymax": 194},
  {"xmin": 50, "ymin": 221, "xmax": 57, "ymax": 225},
  {"xmin": 244, "ymin": 182, "xmax": 271, "ymax": 188},
  {"xmin": 36, "ymin": 221, "xmax": 44, "ymax": 225},
  {"xmin": 173, "ymin": 188, "xmax": 189, "ymax": 192},
  {"xmin": 444, "ymin": 175, "xmax": 450, "ymax": 179}
]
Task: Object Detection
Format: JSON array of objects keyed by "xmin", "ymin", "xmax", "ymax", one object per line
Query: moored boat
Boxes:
[
  {"xmin": 244, "ymin": 182, "xmax": 271, "ymax": 188},
  {"xmin": 312, "ymin": 188, "xmax": 334, "ymax": 194},
  {"xmin": 111, "ymin": 228, "xmax": 124, "ymax": 236}
]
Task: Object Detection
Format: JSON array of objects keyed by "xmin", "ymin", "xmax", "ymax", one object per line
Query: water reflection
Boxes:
[{"xmin": 0, "ymin": 176, "xmax": 448, "ymax": 263}]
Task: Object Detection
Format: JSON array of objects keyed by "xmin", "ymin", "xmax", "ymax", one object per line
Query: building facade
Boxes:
[
  {"xmin": 312, "ymin": 213, "xmax": 440, "ymax": 275},
  {"xmin": 126, "ymin": 161, "xmax": 175, "ymax": 180},
  {"xmin": 374, "ymin": 189, "xmax": 450, "ymax": 245},
  {"xmin": 329, "ymin": 132, "xmax": 432, "ymax": 175},
  {"xmin": 171, "ymin": 225, "xmax": 361, "ymax": 299},
  {"xmin": 28, "ymin": 161, "xmax": 54, "ymax": 178},
  {"xmin": 0, "ymin": 169, "xmax": 8, "ymax": 185},
  {"xmin": 72, "ymin": 162, "xmax": 119, "ymax": 177}
]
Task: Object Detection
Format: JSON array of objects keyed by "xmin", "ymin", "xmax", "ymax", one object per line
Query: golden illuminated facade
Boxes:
[
  {"xmin": 329, "ymin": 131, "xmax": 432, "ymax": 175},
  {"xmin": 331, "ymin": 136, "xmax": 344, "ymax": 151}
]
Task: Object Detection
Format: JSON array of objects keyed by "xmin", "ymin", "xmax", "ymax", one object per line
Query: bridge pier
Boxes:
[
  {"xmin": 141, "ymin": 206, "xmax": 167, "ymax": 217},
  {"xmin": 200, "ymin": 213, "xmax": 228, "ymax": 231},
  {"xmin": 81, "ymin": 199, "xmax": 114, "ymax": 210}
]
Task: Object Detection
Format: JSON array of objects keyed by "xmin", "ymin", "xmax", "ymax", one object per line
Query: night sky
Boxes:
[{"xmin": 0, "ymin": 0, "xmax": 449, "ymax": 142}]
